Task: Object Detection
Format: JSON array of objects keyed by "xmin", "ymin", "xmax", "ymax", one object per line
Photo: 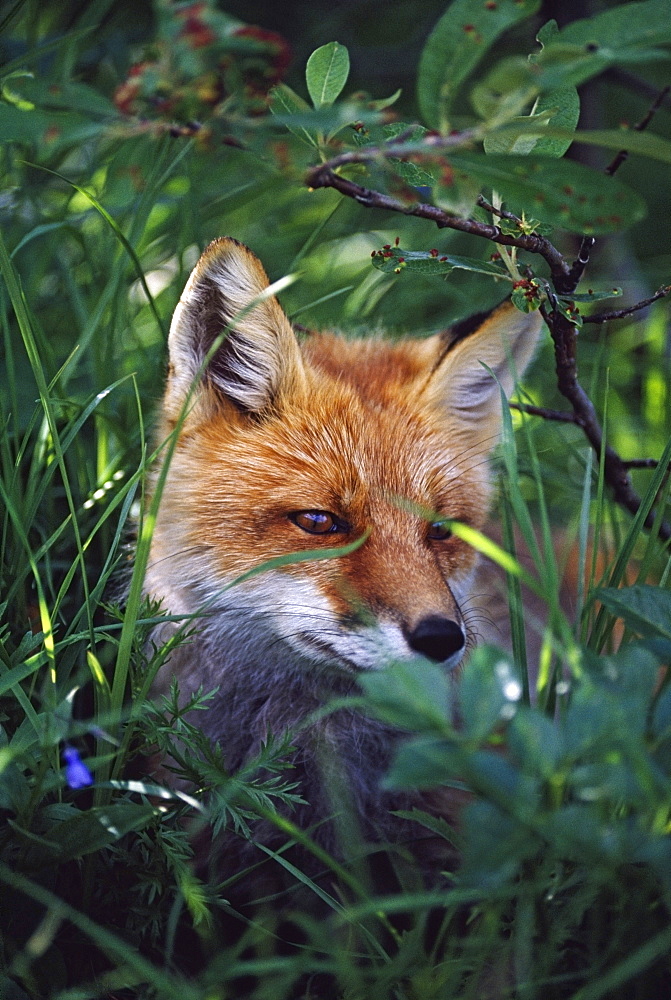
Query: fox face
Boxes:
[{"xmin": 146, "ymin": 237, "xmax": 541, "ymax": 688}]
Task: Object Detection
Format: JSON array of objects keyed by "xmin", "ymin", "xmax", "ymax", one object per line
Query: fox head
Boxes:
[{"xmin": 146, "ymin": 237, "xmax": 542, "ymax": 682}]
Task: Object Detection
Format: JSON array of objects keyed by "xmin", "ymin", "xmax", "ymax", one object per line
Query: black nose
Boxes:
[{"xmin": 407, "ymin": 616, "xmax": 465, "ymax": 663}]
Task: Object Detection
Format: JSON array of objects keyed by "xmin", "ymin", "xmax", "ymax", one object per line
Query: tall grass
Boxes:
[
  {"xmin": 2, "ymin": 198, "xmax": 671, "ymax": 997},
  {"xmin": 2, "ymin": 4, "xmax": 671, "ymax": 997}
]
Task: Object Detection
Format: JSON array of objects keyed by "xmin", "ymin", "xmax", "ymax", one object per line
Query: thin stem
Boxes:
[
  {"xmin": 584, "ymin": 286, "xmax": 671, "ymax": 324},
  {"xmin": 305, "ymin": 164, "xmax": 572, "ymax": 285}
]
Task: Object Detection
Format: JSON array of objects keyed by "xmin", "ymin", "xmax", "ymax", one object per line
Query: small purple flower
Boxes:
[{"xmin": 62, "ymin": 745, "xmax": 94, "ymax": 789}]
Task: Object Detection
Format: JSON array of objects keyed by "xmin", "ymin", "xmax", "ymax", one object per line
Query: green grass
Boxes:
[
  {"xmin": 2, "ymin": 2, "xmax": 671, "ymax": 997},
  {"xmin": 2, "ymin": 180, "xmax": 670, "ymax": 999}
]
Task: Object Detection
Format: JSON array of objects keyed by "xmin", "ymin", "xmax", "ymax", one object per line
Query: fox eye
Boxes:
[
  {"xmin": 289, "ymin": 510, "xmax": 347, "ymax": 535},
  {"xmin": 428, "ymin": 520, "xmax": 452, "ymax": 541}
]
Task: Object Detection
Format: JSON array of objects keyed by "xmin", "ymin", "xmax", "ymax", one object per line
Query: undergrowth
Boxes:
[{"xmin": 2, "ymin": 1, "xmax": 671, "ymax": 998}]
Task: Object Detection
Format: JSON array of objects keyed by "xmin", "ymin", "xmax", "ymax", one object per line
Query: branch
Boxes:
[
  {"xmin": 623, "ymin": 458, "xmax": 660, "ymax": 470},
  {"xmin": 558, "ymin": 236, "xmax": 595, "ymax": 296},
  {"xmin": 509, "ymin": 402, "xmax": 578, "ymax": 423},
  {"xmin": 605, "ymin": 85, "xmax": 671, "ymax": 177},
  {"xmin": 557, "ymin": 87, "xmax": 670, "ymax": 296},
  {"xmin": 583, "ymin": 285, "xmax": 671, "ymax": 324},
  {"xmin": 309, "ymin": 128, "xmax": 481, "ymax": 171},
  {"xmin": 303, "ymin": 107, "xmax": 671, "ymax": 542},
  {"xmin": 305, "ymin": 164, "xmax": 571, "ymax": 285},
  {"xmin": 540, "ymin": 302, "xmax": 671, "ymax": 541}
]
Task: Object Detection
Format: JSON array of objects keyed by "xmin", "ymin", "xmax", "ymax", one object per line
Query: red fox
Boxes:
[{"xmin": 145, "ymin": 236, "xmax": 542, "ymax": 879}]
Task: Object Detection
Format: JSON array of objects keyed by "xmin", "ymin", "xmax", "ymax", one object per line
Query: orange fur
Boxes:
[{"xmin": 144, "ymin": 237, "xmax": 542, "ymax": 880}]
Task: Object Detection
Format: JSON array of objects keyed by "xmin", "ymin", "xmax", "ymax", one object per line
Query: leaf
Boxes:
[
  {"xmin": 417, "ymin": 0, "xmax": 541, "ymax": 131},
  {"xmin": 269, "ymin": 83, "xmax": 318, "ymax": 147},
  {"xmin": 535, "ymin": 0, "xmax": 671, "ymax": 89},
  {"xmin": 0, "ymin": 103, "xmax": 101, "ymax": 152},
  {"xmin": 460, "ymin": 645, "xmax": 524, "ymax": 741},
  {"xmin": 358, "ymin": 659, "xmax": 453, "ymax": 734},
  {"xmin": 387, "ymin": 736, "xmax": 458, "ymax": 789},
  {"xmin": 536, "ymin": 18, "xmax": 560, "ymax": 48},
  {"xmin": 434, "ymin": 166, "xmax": 483, "ymax": 218},
  {"xmin": 267, "ymin": 102, "xmax": 376, "ymax": 137},
  {"xmin": 390, "ymin": 158, "xmax": 438, "ymax": 189},
  {"xmin": 596, "ymin": 585, "xmax": 671, "ymax": 640},
  {"xmin": 43, "ymin": 802, "xmax": 160, "ymax": 862},
  {"xmin": 487, "ymin": 125, "xmax": 671, "ymax": 164},
  {"xmin": 367, "ymin": 87, "xmax": 402, "ymax": 111},
  {"xmin": 305, "ymin": 41, "xmax": 350, "ymax": 108},
  {"xmin": 508, "ymin": 708, "xmax": 565, "ymax": 779},
  {"xmin": 557, "ymin": 287, "xmax": 622, "ymax": 302},
  {"xmin": 459, "ymin": 800, "xmax": 538, "ymax": 888},
  {"xmin": 392, "ymin": 807, "xmax": 461, "ymax": 847},
  {"xmin": 446, "ymin": 151, "xmax": 647, "ymax": 233},
  {"xmin": 471, "ymin": 57, "xmax": 534, "ymax": 121},
  {"xmin": 1, "ymin": 70, "xmax": 35, "ymax": 110},
  {"xmin": 371, "ymin": 245, "xmax": 510, "ymax": 279},
  {"xmin": 485, "ymin": 85, "xmax": 580, "ymax": 156},
  {"xmin": 7, "ymin": 77, "xmax": 116, "ymax": 117}
]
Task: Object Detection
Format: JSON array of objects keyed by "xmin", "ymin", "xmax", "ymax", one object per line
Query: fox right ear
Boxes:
[{"xmin": 163, "ymin": 237, "xmax": 306, "ymax": 421}]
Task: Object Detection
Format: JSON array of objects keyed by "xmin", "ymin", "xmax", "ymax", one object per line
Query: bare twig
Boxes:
[
  {"xmin": 509, "ymin": 402, "xmax": 578, "ymax": 423},
  {"xmin": 540, "ymin": 302, "xmax": 671, "ymax": 541},
  {"xmin": 604, "ymin": 69, "xmax": 671, "ymax": 109},
  {"xmin": 557, "ymin": 87, "xmax": 669, "ymax": 295},
  {"xmin": 622, "ymin": 458, "xmax": 659, "ymax": 469},
  {"xmin": 583, "ymin": 285, "xmax": 671, "ymax": 323},
  {"xmin": 559, "ymin": 236, "xmax": 596, "ymax": 296},
  {"xmin": 476, "ymin": 195, "xmax": 522, "ymax": 225},
  {"xmin": 605, "ymin": 85, "xmax": 671, "ymax": 176}
]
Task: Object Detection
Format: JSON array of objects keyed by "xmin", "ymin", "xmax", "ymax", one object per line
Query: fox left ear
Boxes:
[
  {"xmin": 163, "ymin": 237, "xmax": 305, "ymax": 421},
  {"xmin": 427, "ymin": 302, "xmax": 543, "ymax": 442}
]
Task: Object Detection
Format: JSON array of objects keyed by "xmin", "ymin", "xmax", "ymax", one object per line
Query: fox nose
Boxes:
[{"xmin": 407, "ymin": 616, "xmax": 465, "ymax": 663}]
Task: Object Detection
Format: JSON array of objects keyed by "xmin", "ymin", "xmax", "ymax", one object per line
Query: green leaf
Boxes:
[
  {"xmin": 0, "ymin": 103, "xmax": 101, "ymax": 152},
  {"xmin": 557, "ymin": 287, "xmax": 622, "ymax": 302},
  {"xmin": 43, "ymin": 802, "xmax": 160, "ymax": 862},
  {"xmin": 596, "ymin": 585, "xmax": 671, "ymax": 640},
  {"xmin": 269, "ymin": 82, "xmax": 318, "ymax": 147},
  {"xmin": 387, "ymin": 735, "xmax": 458, "ymax": 789},
  {"xmin": 511, "ymin": 279, "xmax": 543, "ymax": 312},
  {"xmin": 267, "ymin": 102, "xmax": 376, "ymax": 137},
  {"xmin": 392, "ymin": 807, "xmax": 461, "ymax": 847},
  {"xmin": 358, "ymin": 659, "xmax": 453, "ymax": 734},
  {"xmin": 471, "ymin": 57, "xmax": 533, "ymax": 121},
  {"xmin": 486, "ymin": 125, "xmax": 671, "ymax": 164},
  {"xmin": 390, "ymin": 158, "xmax": 438, "ymax": 188},
  {"xmin": 446, "ymin": 151, "xmax": 647, "ymax": 233},
  {"xmin": 508, "ymin": 708, "xmax": 565, "ymax": 779},
  {"xmin": 417, "ymin": 0, "xmax": 541, "ymax": 131},
  {"xmin": 485, "ymin": 85, "xmax": 580, "ymax": 156},
  {"xmin": 460, "ymin": 645, "xmax": 523, "ymax": 741},
  {"xmin": 371, "ymin": 245, "xmax": 509, "ymax": 279},
  {"xmin": 305, "ymin": 41, "xmax": 350, "ymax": 108},
  {"xmin": 536, "ymin": 18, "xmax": 560, "ymax": 48},
  {"xmin": 536, "ymin": 0, "xmax": 671, "ymax": 89},
  {"xmin": 7, "ymin": 76, "xmax": 116, "ymax": 116},
  {"xmin": 434, "ymin": 166, "xmax": 483, "ymax": 217},
  {"xmin": 1, "ymin": 70, "xmax": 35, "ymax": 110},
  {"xmin": 367, "ymin": 87, "xmax": 402, "ymax": 111},
  {"xmin": 460, "ymin": 800, "xmax": 538, "ymax": 887}
]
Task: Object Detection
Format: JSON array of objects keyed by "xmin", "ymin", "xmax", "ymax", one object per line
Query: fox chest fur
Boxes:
[{"xmin": 145, "ymin": 237, "xmax": 541, "ymax": 871}]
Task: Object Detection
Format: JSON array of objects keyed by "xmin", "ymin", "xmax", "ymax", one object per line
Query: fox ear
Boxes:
[
  {"xmin": 164, "ymin": 237, "xmax": 305, "ymax": 420},
  {"xmin": 428, "ymin": 302, "xmax": 543, "ymax": 443}
]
